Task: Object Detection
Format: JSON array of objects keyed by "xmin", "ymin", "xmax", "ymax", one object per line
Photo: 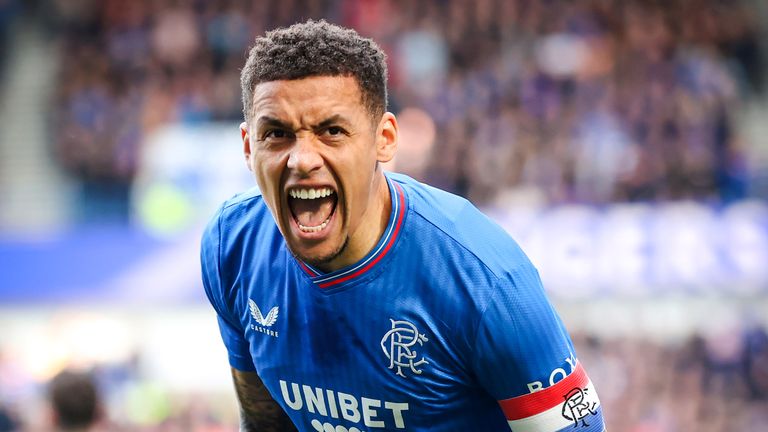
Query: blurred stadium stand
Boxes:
[{"xmin": 0, "ymin": 0, "xmax": 767, "ymax": 430}]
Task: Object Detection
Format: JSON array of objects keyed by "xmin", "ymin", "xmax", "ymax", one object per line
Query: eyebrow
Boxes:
[
  {"xmin": 255, "ymin": 114, "xmax": 351, "ymax": 132},
  {"xmin": 255, "ymin": 116, "xmax": 293, "ymax": 131},
  {"xmin": 314, "ymin": 114, "xmax": 350, "ymax": 130}
]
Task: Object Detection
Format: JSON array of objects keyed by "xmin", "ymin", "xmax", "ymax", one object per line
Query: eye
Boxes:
[
  {"xmin": 323, "ymin": 126, "xmax": 346, "ymax": 137},
  {"xmin": 264, "ymin": 129, "xmax": 291, "ymax": 140}
]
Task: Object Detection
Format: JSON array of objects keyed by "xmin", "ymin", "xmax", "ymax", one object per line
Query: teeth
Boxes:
[
  {"xmin": 289, "ymin": 187, "xmax": 334, "ymax": 200},
  {"xmin": 298, "ymin": 216, "xmax": 331, "ymax": 232}
]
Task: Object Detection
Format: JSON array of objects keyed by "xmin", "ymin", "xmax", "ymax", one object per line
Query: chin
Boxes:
[{"xmin": 292, "ymin": 237, "xmax": 348, "ymax": 269}]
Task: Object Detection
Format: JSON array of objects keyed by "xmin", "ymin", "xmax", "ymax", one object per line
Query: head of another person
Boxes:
[
  {"xmin": 239, "ymin": 20, "xmax": 399, "ymax": 271},
  {"xmin": 48, "ymin": 369, "xmax": 100, "ymax": 431}
]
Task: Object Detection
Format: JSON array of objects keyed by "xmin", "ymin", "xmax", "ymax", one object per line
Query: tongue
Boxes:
[{"xmin": 290, "ymin": 196, "xmax": 335, "ymax": 227}]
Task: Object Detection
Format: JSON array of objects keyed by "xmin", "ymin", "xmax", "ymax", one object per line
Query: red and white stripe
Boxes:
[{"xmin": 498, "ymin": 364, "xmax": 602, "ymax": 432}]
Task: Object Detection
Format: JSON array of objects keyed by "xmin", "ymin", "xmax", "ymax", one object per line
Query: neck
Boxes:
[{"xmin": 316, "ymin": 171, "xmax": 391, "ymax": 273}]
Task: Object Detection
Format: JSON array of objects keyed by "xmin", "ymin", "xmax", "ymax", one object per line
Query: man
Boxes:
[
  {"xmin": 201, "ymin": 20, "xmax": 606, "ymax": 432},
  {"xmin": 48, "ymin": 369, "xmax": 101, "ymax": 431}
]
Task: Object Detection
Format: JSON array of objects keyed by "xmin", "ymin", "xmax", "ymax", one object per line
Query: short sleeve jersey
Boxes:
[{"xmin": 201, "ymin": 173, "xmax": 605, "ymax": 432}]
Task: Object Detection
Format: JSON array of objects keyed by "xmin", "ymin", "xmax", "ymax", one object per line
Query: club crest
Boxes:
[{"xmin": 381, "ymin": 318, "xmax": 429, "ymax": 378}]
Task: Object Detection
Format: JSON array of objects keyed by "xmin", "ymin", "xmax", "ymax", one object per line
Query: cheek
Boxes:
[
  {"xmin": 251, "ymin": 159, "xmax": 278, "ymax": 202},
  {"xmin": 344, "ymin": 145, "xmax": 378, "ymax": 193},
  {"xmin": 254, "ymin": 168, "xmax": 284, "ymax": 226},
  {"xmin": 346, "ymin": 172, "xmax": 375, "ymax": 216},
  {"xmin": 252, "ymin": 151, "xmax": 281, "ymax": 181}
]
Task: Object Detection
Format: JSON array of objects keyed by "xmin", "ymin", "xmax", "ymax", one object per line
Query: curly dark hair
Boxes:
[
  {"xmin": 240, "ymin": 20, "xmax": 388, "ymax": 122},
  {"xmin": 49, "ymin": 369, "xmax": 99, "ymax": 430}
]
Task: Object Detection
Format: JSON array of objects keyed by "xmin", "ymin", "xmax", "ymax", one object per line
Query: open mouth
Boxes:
[{"xmin": 287, "ymin": 186, "xmax": 337, "ymax": 233}]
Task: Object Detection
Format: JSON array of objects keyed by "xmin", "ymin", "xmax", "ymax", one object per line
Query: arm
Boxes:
[
  {"xmin": 472, "ymin": 268, "xmax": 605, "ymax": 431},
  {"xmin": 231, "ymin": 368, "xmax": 297, "ymax": 432},
  {"xmin": 201, "ymin": 214, "xmax": 297, "ymax": 431}
]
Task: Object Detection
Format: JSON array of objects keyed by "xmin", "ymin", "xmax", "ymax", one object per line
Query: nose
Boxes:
[{"xmin": 286, "ymin": 134, "xmax": 324, "ymax": 175}]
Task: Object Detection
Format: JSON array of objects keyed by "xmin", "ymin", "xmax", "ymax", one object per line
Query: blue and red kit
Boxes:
[{"xmin": 201, "ymin": 172, "xmax": 606, "ymax": 431}]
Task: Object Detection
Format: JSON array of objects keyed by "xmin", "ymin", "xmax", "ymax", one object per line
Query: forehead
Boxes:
[{"xmin": 251, "ymin": 75, "xmax": 365, "ymax": 123}]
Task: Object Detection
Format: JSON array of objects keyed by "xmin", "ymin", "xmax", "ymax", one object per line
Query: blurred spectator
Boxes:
[
  {"xmin": 0, "ymin": 0, "xmax": 19, "ymax": 78},
  {"xmin": 0, "ymin": 406, "xmax": 18, "ymax": 432},
  {"xmin": 48, "ymin": 369, "xmax": 102, "ymax": 431}
]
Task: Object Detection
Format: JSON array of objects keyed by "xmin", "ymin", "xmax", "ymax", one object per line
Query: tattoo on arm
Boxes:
[{"xmin": 231, "ymin": 368, "xmax": 297, "ymax": 432}]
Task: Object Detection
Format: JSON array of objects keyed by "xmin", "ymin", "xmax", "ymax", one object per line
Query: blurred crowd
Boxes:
[
  {"xmin": 1, "ymin": 326, "xmax": 767, "ymax": 431},
  {"xmin": 0, "ymin": 2, "xmax": 765, "ymax": 430},
  {"xmin": 0, "ymin": 352, "xmax": 236, "ymax": 431},
  {"xmin": 579, "ymin": 327, "xmax": 768, "ymax": 432},
  {"xmin": 25, "ymin": 0, "xmax": 762, "ymax": 221}
]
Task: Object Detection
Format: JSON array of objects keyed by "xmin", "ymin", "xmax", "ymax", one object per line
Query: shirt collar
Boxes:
[{"xmin": 297, "ymin": 174, "xmax": 407, "ymax": 289}]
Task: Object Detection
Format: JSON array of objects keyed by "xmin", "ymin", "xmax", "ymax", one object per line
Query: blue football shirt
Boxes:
[{"xmin": 201, "ymin": 173, "xmax": 605, "ymax": 431}]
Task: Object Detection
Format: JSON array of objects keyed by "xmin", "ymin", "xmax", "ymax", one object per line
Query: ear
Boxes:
[
  {"xmin": 375, "ymin": 112, "xmax": 398, "ymax": 163},
  {"xmin": 240, "ymin": 122, "xmax": 253, "ymax": 171}
]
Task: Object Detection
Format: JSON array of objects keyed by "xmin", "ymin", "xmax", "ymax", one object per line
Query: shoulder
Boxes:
[
  {"xmin": 388, "ymin": 172, "xmax": 533, "ymax": 280},
  {"xmin": 218, "ymin": 186, "xmax": 267, "ymax": 223},
  {"xmin": 201, "ymin": 187, "xmax": 279, "ymax": 308},
  {"xmin": 201, "ymin": 186, "xmax": 279, "ymax": 273},
  {"xmin": 202, "ymin": 187, "xmax": 269, "ymax": 242}
]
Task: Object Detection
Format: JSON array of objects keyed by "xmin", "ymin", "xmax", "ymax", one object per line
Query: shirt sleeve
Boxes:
[
  {"xmin": 471, "ymin": 263, "xmax": 605, "ymax": 431},
  {"xmin": 201, "ymin": 209, "xmax": 256, "ymax": 372}
]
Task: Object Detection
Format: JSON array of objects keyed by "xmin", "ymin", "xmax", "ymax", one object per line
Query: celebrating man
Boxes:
[{"xmin": 201, "ymin": 20, "xmax": 605, "ymax": 432}]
